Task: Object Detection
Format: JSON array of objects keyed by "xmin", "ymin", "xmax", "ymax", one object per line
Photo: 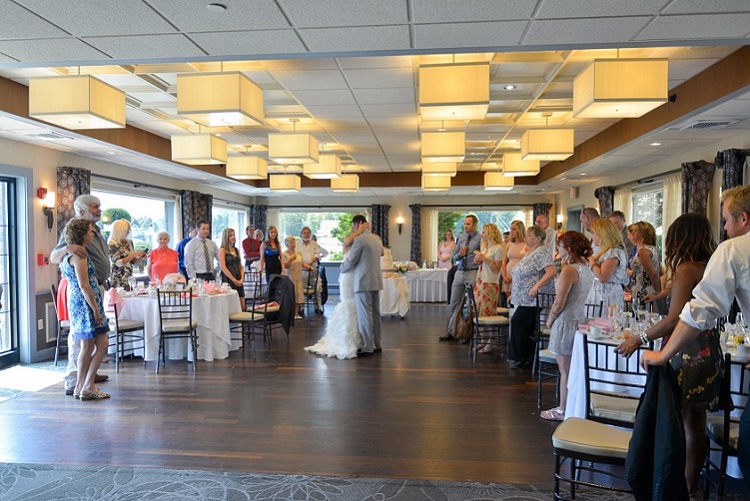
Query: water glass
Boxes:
[{"xmin": 127, "ymin": 276, "xmax": 137, "ymax": 291}]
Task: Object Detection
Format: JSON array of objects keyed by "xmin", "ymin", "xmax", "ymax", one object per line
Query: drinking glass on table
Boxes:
[{"xmin": 127, "ymin": 276, "xmax": 137, "ymax": 292}]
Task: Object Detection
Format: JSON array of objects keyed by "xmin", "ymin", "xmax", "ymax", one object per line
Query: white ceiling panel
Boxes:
[
  {"xmin": 536, "ymin": 0, "xmax": 667, "ymax": 18},
  {"xmin": 0, "ymin": 0, "xmax": 69, "ymax": 39},
  {"xmin": 414, "ymin": 21, "xmax": 527, "ymax": 49},
  {"xmin": 663, "ymin": 0, "xmax": 750, "ymax": 15},
  {"xmin": 148, "ymin": 0, "xmax": 290, "ymax": 31},
  {"xmin": 190, "ymin": 30, "xmax": 306, "ymax": 57},
  {"xmin": 352, "ymin": 88, "xmax": 415, "ymax": 105},
  {"xmin": 279, "ymin": 0, "xmax": 408, "ymax": 28},
  {"xmin": 344, "ymin": 68, "xmax": 414, "ymax": 89},
  {"xmin": 637, "ymin": 14, "xmax": 750, "ymax": 41},
  {"xmin": 292, "ymin": 89, "xmax": 357, "ymax": 106},
  {"xmin": 411, "ymin": 0, "xmax": 536, "ymax": 23},
  {"xmin": 84, "ymin": 34, "xmax": 203, "ymax": 60},
  {"xmin": 272, "ymin": 70, "xmax": 349, "ymax": 91},
  {"xmin": 304, "ymin": 105, "xmax": 364, "ymax": 118},
  {"xmin": 299, "ymin": 26, "xmax": 411, "ymax": 53},
  {"xmin": 524, "ymin": 17, "xmax": 650, "ymax": 46},
  {"xmin": 0, "ymin": 38, "xmax": 110, "ymax": 63}
]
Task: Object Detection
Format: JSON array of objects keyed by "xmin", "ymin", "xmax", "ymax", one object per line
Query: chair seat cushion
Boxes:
[
  {"xmin": 60, "ymin": 320, "xmax": 71, "ymax": 328},
  {"xmin": 162, "ymin": 319, "xmax": 198, "ymax": 332},
  {"xmin": 478, "ymin": 316, "xmax": 509, "ymax": 325},
  {"xmin": 590, "ymin": 392, "xmax": 639, "ymax": 425},
  {"xmin": 116, "ymin": 320, "xmax": 145, "ymax": 331},
  {"xmin": 706, "ymin": 414, "xmax": 739, "ymax": 451},
  {"xmin": 552, "ymin": 417, "xmax": 631, "ymax": 459},
  {"xmin": 496, "ymin": 307, "xmax": 509, "ymax": 315},
  {"xmin": 539, "ymin": 326, "xmax": 551, "ymax": 335},
  {"xmin": 539, "ymin": 348, "xmax": 557, "ymax": 364},
  {"xmin": 229, "ymin": 312, "xmax": 264, "ymax": 322}
]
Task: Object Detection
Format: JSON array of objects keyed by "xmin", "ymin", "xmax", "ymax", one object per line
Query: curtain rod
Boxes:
[
  {"xmin": 92, "ymin": 173, "xmax": 180, "ymax": 195},
  {"xmin": 620, "ymin": 168, "xmax": 681, "ymax": 189},
  {"xmin": 268, "ymin": 204, "xmax": 533, "ymax": 209}
]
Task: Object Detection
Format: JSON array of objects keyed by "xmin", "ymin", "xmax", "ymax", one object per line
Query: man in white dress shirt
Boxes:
[
  {"xmin": 535, "ymin": 213, "xmax": 557, "ymax": 257},
  {"xmin": 184, "ymin": 219, "xmax": 218, "ymax": 281},
  {"xmin": 298, "ymin": 226, "xmax": 328, "ymax": 314}
]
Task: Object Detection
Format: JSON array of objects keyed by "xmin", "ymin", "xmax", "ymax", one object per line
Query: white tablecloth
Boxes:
[
  {"xmin": 405, "ymin": 268, "xmax": 448, "ymax": 302},
  {"xmin": 119, "ymin": 291, "xmax": 242, "ymax": 362},
  {"xmin": 381, "ymin": 277, "xmax": 410, "ymax": 317}
]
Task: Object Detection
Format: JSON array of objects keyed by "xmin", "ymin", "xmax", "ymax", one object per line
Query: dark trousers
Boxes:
[
  {"xmin": 509, "ymin": 305, "xmax": 537, "ymax": 362},
  {"xmin": 196, "ymin": 272, "xmax": 215, "ymax": 281}
]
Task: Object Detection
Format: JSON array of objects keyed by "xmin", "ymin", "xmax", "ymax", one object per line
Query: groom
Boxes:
[{"xmin": 340, "ymin": 215, "xmax": 383, "ymax": 356}]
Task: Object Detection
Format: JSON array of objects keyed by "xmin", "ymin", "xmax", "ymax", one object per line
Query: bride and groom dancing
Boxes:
[{"xmin": 304, "ymin": 215, "xmax": 383, "ymax": 359}]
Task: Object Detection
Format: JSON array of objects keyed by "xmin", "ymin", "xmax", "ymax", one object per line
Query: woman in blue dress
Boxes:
[
  {"xmin": 259, "ymin": 225, "xmax": 285, "ymax": 282},
  {"xmin": 60, "ymin": 218, "xmax": 110, "ymax": 401}
]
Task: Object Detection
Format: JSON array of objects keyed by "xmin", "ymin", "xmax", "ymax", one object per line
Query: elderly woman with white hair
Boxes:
[
  {"xmin": 147, "ymin": 230, "xmax": 179, "ymax": 283},
  {"xmin": 108, "ymin": 219, "xmax": 147, "ymax": 290}
]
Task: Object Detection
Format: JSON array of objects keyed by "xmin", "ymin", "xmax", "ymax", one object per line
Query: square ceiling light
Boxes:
[
  {"xmin": 226, "ymin": 156, "xmax": 267, "ymax": 180},
  {"xmin": 269, "ymin": 133, "xmax": 320, "ymax": 165},
  {"xmin": 177, "ymin": 72, "xmax": 264, "ymax": 127},
  {"xmin": 171, "ymin": 134, "xmax": 227, "ymax": 165},
  {"xmin": 421, "ymin": 131, "xmax": 465, "ymax": 163},
  {"xmin": 422, "ymin": 162, "xmax": 457, "ymax": 177},
  {"xmin": 331, "ymin": 174, "xmax": 359, "ymax": 192},
  {"xmin": 573, "ymin": 59, "xmax": 668, "ymax": 118},
  {"xmin": 521, "ymin": 129, "xmax": 574, "ymax": 161},
  {"xmin": 502, "ymin": 153, "xmax": 540, "ymax": 176},
  {"xmin": 304, "ymin": 155, "xmax": 341, "ymax": 179},
  {"xmin": 270, "ymin": 174, "xmax": 301, "ymax": 192},
  {"xmin": 29, "ymin": 75, "xmax": 126, "ymax": 129},
  {"xmin": 484, "ymin": 172, "xmax": 514, "ymax": 191},
  {"xmin": 419, "ymin": 63, "xmax": 489, "ymax": 121},
  {"xmin": 421, "ymin": 175, "xmax": 451, "ymax": 192}
]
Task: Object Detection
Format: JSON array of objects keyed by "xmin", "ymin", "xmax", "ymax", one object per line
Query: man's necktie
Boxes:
[{"xmin": 202, "ymin": 240, "xmax": 211, "ymax": 272}]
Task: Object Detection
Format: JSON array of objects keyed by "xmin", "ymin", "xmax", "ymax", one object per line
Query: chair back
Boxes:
[
  {"xmin": 244, "ymin": 269, "xmax": 263, "ymax": 300},
  {"xmin": 536, "ymin": 292, "xmax": 556, "ymax": 333},
  {"xmin": 157, "ymin": 289, "xmax": 193, "ymax": 332},
  {"xmin": 585, "ymin": 301, "xmax": 604, "ymax": 318},
  {"xmin": 582, "ymin": 333, "xmax": 649, "ymax": 428},
  {"xmin": 50, "ymin": 283, "xmax": 61, "ymax": 318}
]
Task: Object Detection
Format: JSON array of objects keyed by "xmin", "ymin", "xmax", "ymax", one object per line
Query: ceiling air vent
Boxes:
[
  {"xmin": 679, "ymin": 119, "xmax": 739, "ymax": 130},
  {"xmin": 25, "ymin": 132, "xmax": 73, "ymax": 141}
]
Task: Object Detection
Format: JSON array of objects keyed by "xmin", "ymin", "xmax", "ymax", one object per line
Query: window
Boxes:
[
  {"xmin": 0, "ymin": 176, "xmax": 18, "ymax": 366},
  {"xmin": 277, "ymin": 211, "xmax": 362, "ymax": 262},
  {"xmin": 631, "ymin": 187, "xmax": 664, "ymax": 258},
  {"xmin": 212, "ymin": 204, "xmax": 246, "ymax": 243},
  {"xmin": 438, "ymin": 208, "xmax": 526, "ymax": 245}
]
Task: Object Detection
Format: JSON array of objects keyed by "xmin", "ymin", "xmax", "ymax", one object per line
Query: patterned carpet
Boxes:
[{"xmin": 0, "ymin": 463, "xmax": 635, "ymax": 500}]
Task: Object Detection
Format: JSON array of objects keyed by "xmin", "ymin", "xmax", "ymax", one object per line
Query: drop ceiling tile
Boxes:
[
  {"xmin": 15, "ymin": 0, "xmax": 177, "ymax": 36},
  {"xmin": 353, "ymin": 87, "xmax": 415, "ymax": 105},
  {"xmin": 412, "ymin": 0, "xmax": 535, "ymax": 23},
  {"xmin": 526, "ymin": 17, "xmax": 650, "ymax": 45},
  {"xmin": 344, "ymin": 68, "xmax": 414, "ymax": 89},
  {"xmin": 359, "ymin": 104, "xmax": 415, "ymax": 117},
  {"xmin": 636, "ymin": 14, "xmax": 750, "ymax": 41},
  {"xmin": 263, "ymin": 59, "xmax": 340, "ymax": 71},
  {"xmin": 414, "ymin": 21, "xmax": 527, "ymax": 49},
  {"xmin": 0, "ymin": 37, "xmax": 110, "ymax": 64},
  {"xmin": 292, "ymin": 89, "xmax": 357, "ymax": 106},
  {"xmin": 663, "ymin": 0, "xmax": 750, "ymax": 14},
  {"xmin": 368, "ymin": 116, "xmax": 419, "ymax": 128},
  {"xmin": 317, "ymin": 117, "xmax": 370, "ymax": 130},
  {"xmin": 305, "ymin": 105, "xmax": 364, "ymax": 118},
  {"xmin": 536, "ymin": 0, "xmax": 665, "ymax": 17},
  {"xmin": 299, "ymin": 25, "xmax": 411, "ymax": 52},
  {"xmin": 0, "ymin": 0, "xmax": 69, "ymax": 39},
  {"xmin": 148, "ymin": 0, "xmax": 289, "ymax": 31},
  {"xmin": 84, "ymin": 34, "xmax": 203, "ymax": 60},
  {"xmin": 273, "ymin": 70, "xmax": 349, "ymax": 91},
  {"xmin": 668, "ymin": 58, "xmax": 723, "ymax": 81},
  {"xmin": 190, "ymin": 30, "xmax": 306, "ymax": 57},
  {"xmin": 280, "ymin": 0, "xmax": 408, "ymax": 28}
]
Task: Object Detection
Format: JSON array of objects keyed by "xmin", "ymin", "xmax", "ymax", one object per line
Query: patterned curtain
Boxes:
[
  {"xmin": 532, "ymin": 203, "xmax": 553, "ymax": 222},
  {"xmin": 180, "ymin": 190, "xmax": 213, "ymax": 236},
  {"xmin": 681, "ymin": 160, "xmax": 715, "ymax": 215},
  {"xmin": 371, "ymin": 204, "xmax": 390, "ymax": 249},
  {"xmin": 56, "ymin": 166, "xmax": 91, "ymax": 239},
  {"xmin": 593, "ymin": 186, "xmax": 615, "ymax": 217},
  {"xmin": 715, "ymin": 148, "xmax": 749, "ymax": 241},
  {"xmin": 409, "ymin": 204, "xmax": 422, "ymax": 264},
  {"xmin": 251, "ymin": 204, "xmax": 267, "ymax": 235}
]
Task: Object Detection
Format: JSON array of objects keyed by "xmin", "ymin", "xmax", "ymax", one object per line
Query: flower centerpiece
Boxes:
[
  {"xmin": 162, "ymin": 273, "xmax": 187, "ymax": 290},
  {"xmin": 392, "ymin": 261, "xmax": 409, "ymax": 274}
]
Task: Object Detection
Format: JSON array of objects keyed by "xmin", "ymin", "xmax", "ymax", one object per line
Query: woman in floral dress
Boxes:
[
  {"xmin": 472, "ymin": 223, "xmax": 505, "ymax": 353},
  {"xmin": 627, "ymin": 221, "xmax": 665, "ymax": 313},
  {"xmin": 108, "ymin": 219, "xmax": 146, "ymax": 290}
]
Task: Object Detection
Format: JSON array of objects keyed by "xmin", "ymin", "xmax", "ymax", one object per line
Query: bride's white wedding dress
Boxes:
[{"xmin": 304, "ymin": 258, "xmax": 361, "ymax": 359}]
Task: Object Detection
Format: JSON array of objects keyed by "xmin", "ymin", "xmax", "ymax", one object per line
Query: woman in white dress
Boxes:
[{"xmin": 304, "ymin": 222, "xmax": 370, "ymax": 359}]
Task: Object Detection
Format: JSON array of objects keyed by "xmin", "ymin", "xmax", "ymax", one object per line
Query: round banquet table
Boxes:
[{"xmin": 405, "ymin": 268, "xmax": 448, "ymax": 302}]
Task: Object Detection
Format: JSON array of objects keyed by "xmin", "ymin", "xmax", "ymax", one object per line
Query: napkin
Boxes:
[{"xmin": 105, "ymin": 288, "xmax": 126, "ymax": 313}]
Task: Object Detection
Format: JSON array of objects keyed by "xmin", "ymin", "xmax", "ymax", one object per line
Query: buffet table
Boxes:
[
  {"xmin": 405, "ymin": 268, "xmax": 448, "ymax": 302},
  {"xmin": 381, "ymin": 276, "xmax": 410, "ymax": 318},
  {"xmin": 119, "ymin": 290, "xmax": 242, "ymax": 362}
]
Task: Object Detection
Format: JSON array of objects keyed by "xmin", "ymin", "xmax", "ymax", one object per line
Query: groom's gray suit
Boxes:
[{"xmin": 340, "ymin": 229, "xmax": 383, "ymax": 353}]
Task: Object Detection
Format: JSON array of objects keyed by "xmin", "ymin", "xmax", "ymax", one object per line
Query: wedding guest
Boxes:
[
  {"xmin": 535, "ymin": 213, "xmax": 557, "ymax": 257},
  {"xmin": 254, "ymin": 229, "xmax": 264, "ymax": 243},
  {"xmin": 176, "ymin": 223, "xmax": 198, "ymax": 277},
  {"xmin": 298, "ymin": 226, "xmax": 328, "ymax": 314},
  {"xmin": 618, "ymin": 213, "xmax": 719, "ymax": 498},
  {"xmin": 438, "ymin": 229, "xmax": 457, "ymax": 269},
  {"xmin": 259, "ymin": 226, "xmax": 284, "ymax": 282},
  {"xmin": 540, "ymin": 231, "xmax": 594, "ymax": 420},
  {"xmin": 609, "ymin": 210, "xmax": 635, "ymax": 257},
  {"xmin": 473, "ymin": 223, "xmax": 505, "ymax": 353},
  {"xmin": 585, "ymin": 218, "xmax": 628, "ymax": 314},
  {"xmin": 185, "ymin": 220, "xmax": 218, "ymax": 281},
  {"xmin": 242, "ymin": 224, "xmax": 262, "ymax": 268},
  {"xmin": 501, "ymin": 220, "xmax": 527, "ymax": 305},
  {"xmin": 61, "ymin": 218, "xmax": 110, "ymax": 400},
  {"xmin": 218, "ymin": 228, "xmax": 245, "ymax": 310},
  {"xmin": 283, "ymin": 236, "xmax": 304, "ymax": 319},
  {"xmin": 628, "ymin": 221, "xmax": 665, "ymax": 313},
  {"xmin": 508, "ymin": 225, "xmax": 556, "ymax": 369},
  {"xmin": 108, "ymin": 219, "xmax": 146, "ymax": 290},
  {"xmin": 580, "ymin": 207, "xmax": 600, "ymax": 234},
  {"xmin": 147, "ymin": 231, "xmax": 178, "ymax": 283}
]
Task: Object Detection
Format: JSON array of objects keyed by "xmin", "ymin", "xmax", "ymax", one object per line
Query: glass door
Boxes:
[{"xmin": 0, "ymin": 177, "xmax": 19, "ymax": 368}]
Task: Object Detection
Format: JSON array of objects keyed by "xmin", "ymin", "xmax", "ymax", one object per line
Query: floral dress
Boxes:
[
  {"xmin": 61, "ymin": 255, "xmax": 109, "ymax": 340},
  {"xmin": 585, "ymin": 247, "xmax": 628, "ymax": 314},
  {"xmin": 630, "ymin": 244, "xmax": 660, "ymax": 305},
  {"xmin": 510, "ymin": 246, "xmax": 555, "ymax": 308},
  {"xmin": 473, "ymin": 243, "xmax": 504, "ymax": 316},
  {"xmin": 109, "ymin": 240, "xmax": 136, "ymax": 290}
]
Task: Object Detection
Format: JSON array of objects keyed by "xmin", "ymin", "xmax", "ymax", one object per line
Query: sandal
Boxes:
[
  {"xmin": 540, "ymin": 407, "xmax": 565, "ymax": 421},
  {"xmin": 80, "ymin": 389, "xmax": 111, "ymax": 401}
]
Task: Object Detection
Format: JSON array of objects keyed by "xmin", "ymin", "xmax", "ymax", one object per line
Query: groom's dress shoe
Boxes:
[
  {"xmin": 374, "ymin": 347, "xmax": 382, "ymax": 353},
  {"xmin": 438, "ymin": 334, "xmax": 454, "ymax": 342},
  {"xmin": 357, "ymin": 349, "xmax": 374, "ymax": 357}
]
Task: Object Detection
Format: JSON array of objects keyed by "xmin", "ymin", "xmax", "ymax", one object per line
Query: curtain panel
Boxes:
[
  {"xmin": 251, "ymin": 205, "xmax": 267, "ymax": 236},
  {"xmin": 662, "ymin": 174, "xmax": 682, "ymax": 261},
  {"xmin": 532, "ymin": 203, "xmax": 553, "ymax": 223},
  {"xmin": 421, "ymin": 208, "xmax": 439, "ymax": 264},
  {"xmin": 409, "ymin": 204, "xmax": 422, "ymax": 264},
  {"xmin": 56, "ymin": 166, "xmax": 91, "ymax": 239},
  {"xmin": 594, "ymin": 186, "xmax": 616, "ymax": 217},
  {"xmin": 613, "ymin": 186, "xmax": 632, "ymax": 224},
  {"xmin": 680, "ymin": 160, "xmax": 715, "ymax": 215},
  {"xmin": 180, "ymin": 190, "xmax": 213, "ymax": 236},
  {"xmin": 371, "ymin": 204, "xmax": 390, "ymax": 249},
  {"xmin": 265, "ymin": 208, "xmax": 280, "ymax": 237},
  {"xmin": 715, "ymin": 148, "xmax": 749, "ymax": 241}
]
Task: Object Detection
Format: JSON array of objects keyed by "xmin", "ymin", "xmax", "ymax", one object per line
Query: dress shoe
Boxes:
[
  {"xmin": 510, "ymin": 359, "xmax": 527, "ymax": 370},
  {"xmin": 374, "ymin": 347, "xmax": 382, "ymax": 353},
  {"xmin": 65, "ymin": 387, "xmax": 75, "ymax": 396},
  {"xmin": 94, "ymin": 374, "xmax": 109, "ymax": 383},
  {"xmin": 438, "ymin": 334, "xmax": 454, "ymax": 342},
  {"xmin": 356, "ymin": 349, "xmax": 374, "ymax": 357}
]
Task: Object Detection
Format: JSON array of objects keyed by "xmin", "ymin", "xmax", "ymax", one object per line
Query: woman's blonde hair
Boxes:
[
  {"xmin": 481, "ymin": 223, "xmax": 502, "ymax": 248},
  {"xmin": 591, "ymin": 218, "xmax": 625, "ymax": 262},
  {"xmin": 220, "ymin": 228, "xmax": 235, "ymax": 252},
  {"xmin": 108, "ymin": 219, "xmax": 131, "ymax": 244},
  {"xmin": 510, "ymin": 220, "xmax": 526, "ymax": 242}
]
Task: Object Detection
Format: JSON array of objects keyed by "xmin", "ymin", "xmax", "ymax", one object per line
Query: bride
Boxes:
[{"xmin": 304, "ymin": 222, "xmax": 370, "ymax": 359}]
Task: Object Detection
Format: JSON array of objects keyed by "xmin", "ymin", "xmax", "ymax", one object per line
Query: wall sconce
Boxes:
[
  {"xmin": 396, "ymin": 216, "xmax": 405, "ymax": 235},
  {"xmin": 38, "ymin": 187, "xmax": 56, "ymax": 230},
  {"xmin": 556, "ymin": 213, "xmax": 564, "ymax": 230}
]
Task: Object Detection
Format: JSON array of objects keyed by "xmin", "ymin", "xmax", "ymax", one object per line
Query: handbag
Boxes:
[{"xmin": 453, "ymin": 293, "xmax": 474, "ymax": 341}]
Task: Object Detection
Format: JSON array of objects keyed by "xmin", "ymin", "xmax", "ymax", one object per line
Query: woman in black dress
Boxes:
[
  {"xmin": 259, "ymin": 225, "xmax": 284, "ymax": 282},
  {"xmin": 218, "ymin": 228, "xmax": 245, "ymax": 310}
]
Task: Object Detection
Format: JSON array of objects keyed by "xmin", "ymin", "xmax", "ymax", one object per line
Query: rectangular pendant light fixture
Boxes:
[
  {"xmin": 422, "ymin": 162, "xmax": 457, "ymax": 177},
  {"xmin": 419, "ymin": 62, "xmax": 489, "ymax": 121},
  {"xmin": 421, "ymin": 175, "xmax": 451, "ymax": 192},
  {"xmin": 502, "ymin": 153, "xmax": 540, "ymax": 176},
  {"xmin": 177, "ymin": 72, "xmax": 264, "ymax": 127},
  {"xmin": 304, "ymin": 155, "xmax": 341, "ymax": 179},
  {"xmin": 171, "ymin": 134, "xmax": 227, "ymax": 165},
  {"xmin": 521, "ymin": 129, "xmax": 574, "ymax": 161},
  {"xmin": 29, "ymin": 75, "xmax": 126, "ymax": 129},
  {"xmin": 484, "ymin": 172, "xmax": 514, "ymax": 191},
  {"xmin": 270, "ymin": 174, "xmax": 301, "ymax": 192},
  {"xmin": 331, "ymin": 174, "xmax": 360, "ymax": 192},
  {"xmin": 573, "ymin": 59, "xmax": 668, "ymax": 118},
  {"xmin": 269, "ymin": 133, "xmax": 320, "ymax": 165},
  {"xmin": 226, "ymin": 156, "xmax": 268, "ymax": 180},
  {"xmin": 421, "ymin": 131, "xmax": 465, "ymax": 163}
]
